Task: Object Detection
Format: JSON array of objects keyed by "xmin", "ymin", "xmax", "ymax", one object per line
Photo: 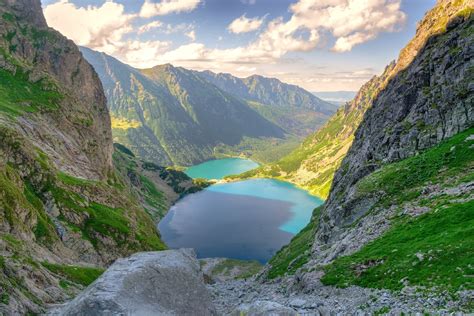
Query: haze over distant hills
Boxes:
[
  {"xmin": 81, "ymin": 47, "xmax": 335, "ymax": 166},
  {"xmin": 312, "ymin": 91, "xmax": 357, "ymax": 105}
]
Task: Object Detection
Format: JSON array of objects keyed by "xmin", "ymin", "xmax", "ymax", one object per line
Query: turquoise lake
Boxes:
[
  {"xmin": 184, "ymin": 158, "xmax": 259, "ymax": 180},
  {"xmin": 160, "ymin": 160, "xmax": 323, "ymax": 263}
]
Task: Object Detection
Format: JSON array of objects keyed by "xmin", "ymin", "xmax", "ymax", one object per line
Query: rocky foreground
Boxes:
[{"xmin": 50, "ymin": 249, "xmax": 473, "ymax": 315}]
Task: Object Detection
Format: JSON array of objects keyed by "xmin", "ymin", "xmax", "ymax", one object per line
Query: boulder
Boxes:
[
  {"xmin": 232, "ymin": 300, "xmax": 297, "ymax": 316},
  {"xmin": 51, "ymin": 249, "xmax": 217, "ymax": 315}
]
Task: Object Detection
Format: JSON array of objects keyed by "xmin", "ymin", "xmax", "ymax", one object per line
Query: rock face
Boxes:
[
  {"xmin": 261, "ymin": 1, "xmax": 473, "ymax": 299},
  {"xmin": 1, "ymin": 0, "xmax": 113, "ymax": 180},
  {"xmin": 317, "ymin": 1, "xmax": 474, "ymax": 244},
  {"xmin": 233, "ymin": 64, "xmax": 395, "ymax": 198},
  {"xmin": 52, "ymin": 249, "xmax": 217, "ymax": 316}
]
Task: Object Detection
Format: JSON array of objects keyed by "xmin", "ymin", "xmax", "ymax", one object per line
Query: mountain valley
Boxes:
[{"xmin": 0, "ymin": 0, "xmax": 473, "ymax": 315}]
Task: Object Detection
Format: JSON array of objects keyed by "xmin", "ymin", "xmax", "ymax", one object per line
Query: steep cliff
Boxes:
[
  {"xmin": 0, "ymin": 1, "xmax": 198, "ymax": 313},
  {"xmin": 318, "ymin": 0, "xmax": 473, "ymax": 244},
  {"xmin": 231, "ymin": 1, "xmax": 473, "ymax": 201},
  {"xmin": 231, "ymin": 66, "xmax": 394, "ymax": 198},
  {"xmin": 0, "ymin": 0, "xmax": 112, "ymax": 180},
  {"xmin": 266, "ymin": 0, "xmax": 473, "ymax": 298}
]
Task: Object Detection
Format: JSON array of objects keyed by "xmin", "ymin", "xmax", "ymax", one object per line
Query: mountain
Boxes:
[
  {"xmin": 80, "ymin": 48, "xmax": 296, "ymax": 166},
  {"xmin": 197, "ymin": 71, "xmax": 336, "ymax": 136},
  {"xmin": 231, "ymin": 66, "xmax": 395, "ymax": 198},
  {"xmin": 231, "ymin": 1, "xmax": 473, "ymax": 200},
  {"xmin": 265, "ymin": 0, "xmax": 473, "ymax": 301},
  {"xmin": 0, "ymin": 1, "xmax": 202, "ymax": 313}
]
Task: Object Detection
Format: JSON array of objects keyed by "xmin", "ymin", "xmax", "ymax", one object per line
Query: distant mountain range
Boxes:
[
  {"xmin": 198, "ymin": 71, "xmax": 335, "ymax": 136},
  {"xmin": 312, "ymin": 91, "xmax": 357, "ymax": 105},
  {"xmin": 81, "ymin": 47, "xmax": 335, "ymax": 166}
]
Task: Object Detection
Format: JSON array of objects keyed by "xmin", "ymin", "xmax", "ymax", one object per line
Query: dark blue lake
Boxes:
[{"xmin": 159, "ymin": 160, "xmax": 323, "ymax": 263}]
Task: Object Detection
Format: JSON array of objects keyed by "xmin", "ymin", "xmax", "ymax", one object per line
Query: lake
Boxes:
[
  {"xmin": 184, "ymin": 158, "xmax": 259, "ymax": 180},
  {"xmin": 159, "ymin": 159, "xmax": 323, "ymax": 263}
]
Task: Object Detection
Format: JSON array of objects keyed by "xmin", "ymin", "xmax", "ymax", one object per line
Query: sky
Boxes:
[{"xmin": 41, "ymin": 0, "xmax": 436, "ymax": 92}]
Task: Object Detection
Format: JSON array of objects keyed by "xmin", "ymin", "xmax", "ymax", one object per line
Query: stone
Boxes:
[
  {"xmin": 233, "ymin": 300, "xmax": 297, "ymax": 316},
  {"xmin": 50, "ymin": 249, "xmax": 217, "ymax": 316}
]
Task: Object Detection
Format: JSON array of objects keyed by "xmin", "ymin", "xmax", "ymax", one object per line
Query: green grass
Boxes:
[
  {"xmin": 41, "ymin": 262, "xmax": 104, "ymax": 286},
  {"xmin": 0, "ymin": 68, "xmax": 62, "ymax": 117},
  {"xmin": 267, "ymin": 206, "xmax": 321, "ymax": 279},
  {"xmin": 357, "ymin": 128, "xmax": 474, "ymax": 207},
  {"xmin": 57, "ymin": 172, "xmax": 97, "ymax": 187},
  {"xmin": 140, "ymin": 175, "xmax": 166, "ymax": 212},
  {"xmin": 84, "ymin": 202, "xmax": 130, "ymax": 243},
  {"xmin": 322, "ymin": 200, "xmax": 474, "ymax": 292},
  {"xmin": 320, "ymin": 129, "xmax": 474, "ymax": 292}
]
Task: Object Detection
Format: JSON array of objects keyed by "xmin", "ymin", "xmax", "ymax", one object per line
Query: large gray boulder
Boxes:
[{"xmin": 52, "ymin": 249, "xmax": 217, "ymax": 315}]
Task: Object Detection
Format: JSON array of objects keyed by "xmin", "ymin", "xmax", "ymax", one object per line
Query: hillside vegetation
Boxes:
[
  {"xmin": 0, "ymin": 1, "xmax": 203, "ymax": 313},
  {"xmin": 82, "ymin": 48, "xmax": 335, "ymax": 166}
]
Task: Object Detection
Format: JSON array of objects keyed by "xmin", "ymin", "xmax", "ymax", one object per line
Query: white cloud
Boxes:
[
  {"xmin": 44, "ymin": 0, "xmax": 170, "ymax": 68},
  {"xmin": 140, "ymin": 0, "xmax": 201, "ymax": 18},
  {"xmin": 138, "ymin": 20, "xmax": 163, "ymax": 34},
  {"xmin": 185, "ymin": 30, "xmax": 196, "ymax": 41},
  {"xmin": 164, "ymin": 0, "xmax": 406, "ymax": 69},
  {"xmin": 44, "ymin": 0, "xmax": 135, "ymax": 48},
  {"xmin": 120, "ymin": 40, "xmax": 171, "ymax": 67},
  {"xmin": 241, "ymin": 0, "xmax": 257, "ymax": 4},
  {"xmin": 285, "ymin": 0, "xmax": 406, "ymax": 52},
  {"xmin": 228, "ymin": 14, "xmax": 264, "ymax": 34}
]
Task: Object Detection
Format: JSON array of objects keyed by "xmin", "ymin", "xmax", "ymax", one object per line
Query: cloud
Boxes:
[
  {"xmin": 44, "ymin": 0, "xmax": 170, "ymax": 68},
  {"xmin": 228, "ymin": 14, "xmax": 264, "ymax": 34},
  {"xmin": 140, "ymin": 0, "xmax": 202, "ymax": 18},
  {"xmin": 241, "ymin": 0, "xmax": 257, "ymax": 4},
  {"xmin": 185, "ymin": 30, "xmax": 196, "ymax": 41},
  {"xmin": 286, "ymin": 0, "xmax": 406, "ymax": 52},
  {"xmin": 164, "ymin": 0, "xmax": 405, "ymax": 68},
  {"xmin": 44, "ymin": 0, "xmax": 135, "ymax": 48},
  {"xmin": 43, "ymin": 0, "xmax": 406, "ymax": 90},
  {"xmin": 138, "ymin": 20, "xmax": 163, "ymax": 34}
]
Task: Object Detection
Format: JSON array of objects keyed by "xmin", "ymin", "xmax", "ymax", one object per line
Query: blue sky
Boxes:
[{"xmin": 41, "ymin": 0, "xmax": 436, "ymax": 92}]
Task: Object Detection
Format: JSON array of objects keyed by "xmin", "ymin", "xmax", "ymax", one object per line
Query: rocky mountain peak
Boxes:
[
  {"xmin": 0, "ymin": 0, "xmax": 113, "ymax": 179},
  {"xmin": 316, "ymin": 1, "xmax": 473, "ymax": 245},
  {"xmin": 3, "ymin": 0, "xmax": 47, "ymax": 28}
]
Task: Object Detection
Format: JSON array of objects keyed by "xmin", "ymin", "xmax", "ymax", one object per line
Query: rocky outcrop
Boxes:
[
  {"xmin": 0, "ymin": 0, "xmax": 112, "ymax": 180},
  {"xmin": 51, "ymin": 249, "xmax": 217, "ymax": 316},
  {"xmin": 317, "ymin": 1, "xmax": 473, "ymax": 245}
]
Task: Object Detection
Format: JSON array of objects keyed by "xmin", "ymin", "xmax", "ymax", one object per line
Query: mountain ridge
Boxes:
[{"xmin": 81, "ymin": 47, "xmax": 297, "ymax": 166}]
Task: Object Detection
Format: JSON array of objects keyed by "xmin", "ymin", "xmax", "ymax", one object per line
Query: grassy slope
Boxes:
[
  {"xmin": 267, "ymin": 129, "xmax": 474, "ymax": 284},
  {"xmin": 41, "ymin": 262, "xmax": 105, "ymax": 287},
  {"xmin": 267, "ymin": 206, "xmax": 321, "ymax": 279},
  {"xmin": 321, "ymin": 129, "xmax": 474, "ymax": 292}
]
